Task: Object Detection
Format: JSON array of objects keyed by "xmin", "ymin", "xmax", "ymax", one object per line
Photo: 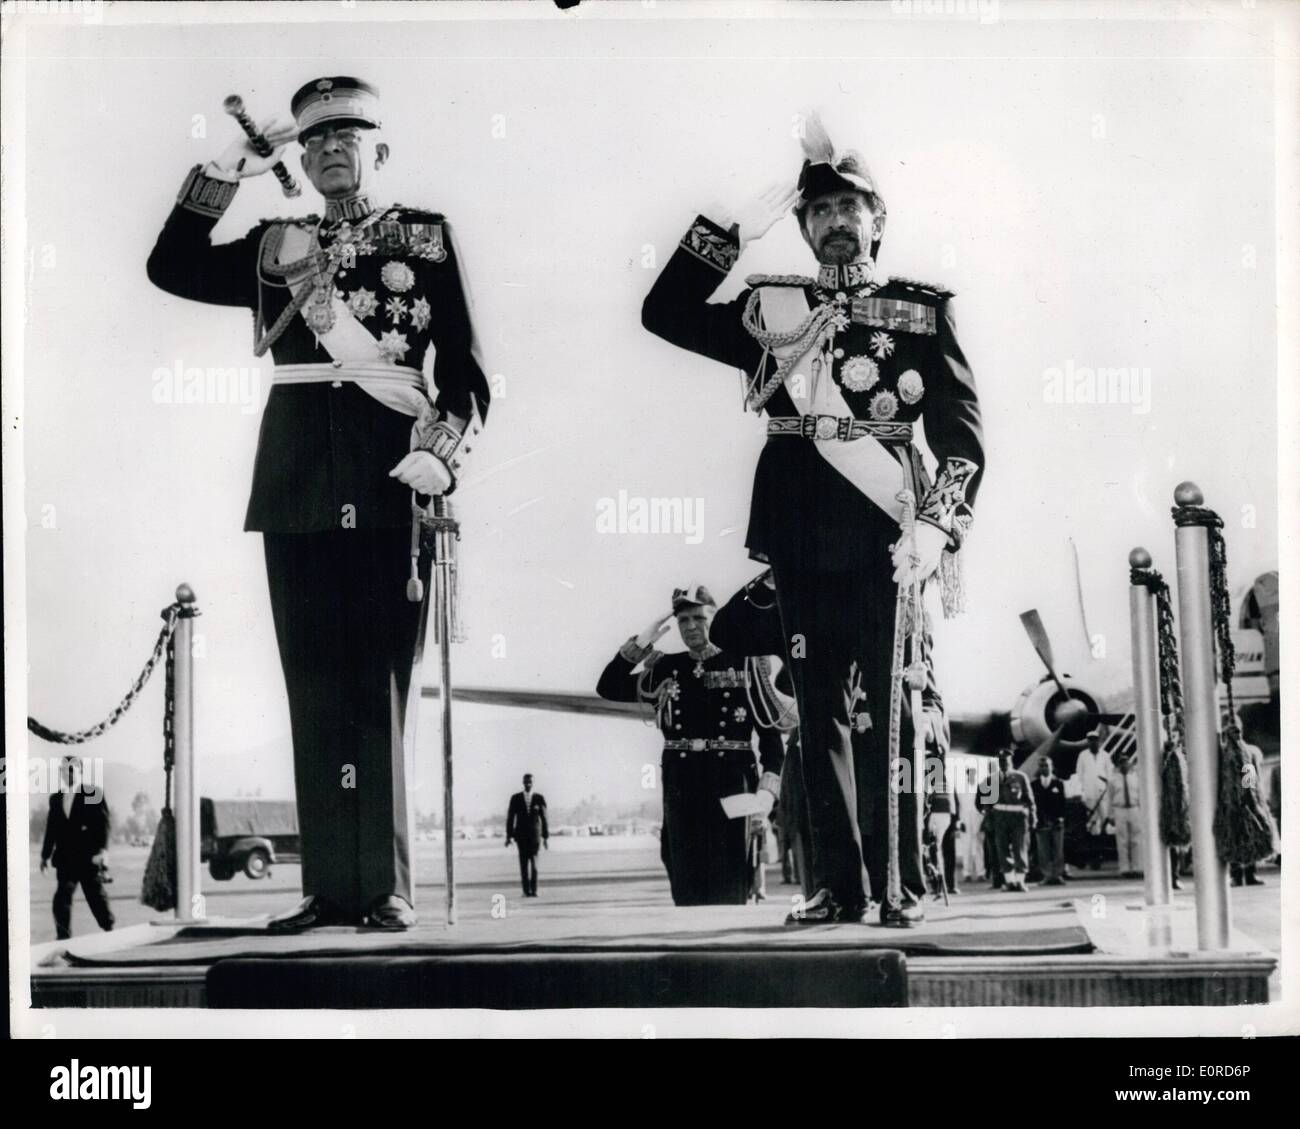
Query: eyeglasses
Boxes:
[{"xmin": 303, "ymin": 127, "xmax": 363, "ymax": 152}]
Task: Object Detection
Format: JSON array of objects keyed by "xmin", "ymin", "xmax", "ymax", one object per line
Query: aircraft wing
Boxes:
[
  {"xmin": 421, "ymin": 686, "xmax": 643, "ymax": 720},
  {"xmin": 422, "ymin": 685, "xmax": 1011, "ymax": 752}
]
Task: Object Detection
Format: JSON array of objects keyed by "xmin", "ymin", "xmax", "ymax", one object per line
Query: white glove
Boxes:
[
  {"xmin": 733, "ymin": 180, "xmax": 801, "ymax": 245},
  {"xmin": 635, "ymin": 615, "xmax": 674, "ymax": 650},
  {"xmin": 619, "ymin": 636, "xmax": 652, "ymax": 664},
  {"xmin": 891, "ymin": 521, "xmax": 949, "ymax": 587},
  {"xmin": 389, "ymin": 450, "xmax": 453, "ymax": 496},
  {"xmin": 210, "ymin": 117, "xmax": 298, "ymax": 180}
]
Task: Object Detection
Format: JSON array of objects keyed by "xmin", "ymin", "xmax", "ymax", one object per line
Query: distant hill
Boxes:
[{"xmin": 26, "ymin": 737, "xmax": 298, "ymax": 819}]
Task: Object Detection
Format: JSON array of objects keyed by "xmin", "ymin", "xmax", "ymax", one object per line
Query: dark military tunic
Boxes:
[
  {"xmin": 146, "ymin": 164, "xmax": 489, "ymax": 918},
  {"xmin": 597, "ymin": 646, "xmax": 784, "ymax": 906},
  {"xmin": 146, "ymin": 165, "xmax": 489, "ymax": 533},
  {"xmin": 641, "ymin": 215, "xmax": 983, "ymax": 912}
]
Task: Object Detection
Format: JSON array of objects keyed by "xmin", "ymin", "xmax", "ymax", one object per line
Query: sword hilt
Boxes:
[{"xmin": 223, "ymin": 94, "xmax": 302, "ymax": 198}]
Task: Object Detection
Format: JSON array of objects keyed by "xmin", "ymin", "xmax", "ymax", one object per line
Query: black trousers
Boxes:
[
  {"xmin": 53, "ymin": 865, "xmax": 115, "ymax": 940},
  {"xmin": 771, "ymin": 564, "xmax": 929, "ymax": 909},
  {"xmin": 942, "ymin": 822, "xmax": 958, "ymax": 889},
  {"xmin": 263, "ymin": 528, "xmax": 430, "ymax": 918},
  {"xmin": 660, "ymin": 749, "xmax": 757, "ymax": 905},
  {"xmin": 517, "ymin": 846, "xmax": 539, "ymax": 895}
]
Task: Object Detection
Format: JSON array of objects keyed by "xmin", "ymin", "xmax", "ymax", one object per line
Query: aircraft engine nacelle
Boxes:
[{"xmin": 1010, "ymin": 674, "xmax": 1107, "ymax": 753}]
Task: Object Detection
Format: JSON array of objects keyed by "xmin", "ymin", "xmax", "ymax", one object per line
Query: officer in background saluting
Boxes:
[
  {"xmin": 597, "ymin": 586, "xmax": 785, "ymax": 905},
  {"xmin": 147, "ymin": 78, "xmax": 490, "ymax": 931},
  {"xmin": 640, "ymin": 114, "xmax": 983, "ymax": 927}
]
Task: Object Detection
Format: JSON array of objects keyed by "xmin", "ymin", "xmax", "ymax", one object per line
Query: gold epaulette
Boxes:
[
  {"xmin": 887, "ymin": 276, "xmax": 954, "ymax": 300},
  {"xmin": 745, "ymin": 273, "xmax": 814, "ymax": 288}
]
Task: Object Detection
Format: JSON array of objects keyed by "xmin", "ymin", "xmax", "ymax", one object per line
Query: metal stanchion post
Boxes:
[
  {"xmin": 1128, "ymin": 549, "xmax": 1171, "ymax": 906},
  {"xmin": 1171, "ymin": 484, "xmax": 1230, "ymax": 950},
  {"xmin": 172, "ymin": 584, "xmax": 202, "ymax": 922}
]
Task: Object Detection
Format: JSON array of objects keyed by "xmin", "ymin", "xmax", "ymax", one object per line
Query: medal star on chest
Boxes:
[
  {"xmin": 381, "ymin": 260, "xmax": 416, "ymax": 293},
  {"xmin": 378, "ymin": 328, "xmax": 410, "ymax": 363},
  {"xmin": 345, "ymin": 287, "xmax": 379, "ymax": 320}
]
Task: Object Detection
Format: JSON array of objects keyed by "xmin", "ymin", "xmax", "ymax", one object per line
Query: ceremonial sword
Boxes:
[
  {"xmin": 409, "ymin": 496, "xmax": 461, "ymax": 925},
  {"xmin": 223, "ymin": 94, "xmax": 302, "ymax": 198}
]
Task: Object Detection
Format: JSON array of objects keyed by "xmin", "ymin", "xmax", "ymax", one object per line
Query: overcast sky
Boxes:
[{"xmin": 8, "ymin": 1, "xmax": 1289, "ymax": 820}]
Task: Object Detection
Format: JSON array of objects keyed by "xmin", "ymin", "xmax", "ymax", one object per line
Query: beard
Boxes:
[{"xmin": 817, "ymin": 231, "xmax": 861, "ymax": 265}]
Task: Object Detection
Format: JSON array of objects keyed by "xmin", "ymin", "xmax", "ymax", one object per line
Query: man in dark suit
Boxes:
[
  {"xmin": 147, "ymin": 77, "xmax": 490, "ymax": 932},
  {"xmin": 40, "ymin": 756, "xmax": 115, "ymax": 940},
  {"xmin": 640, "ymin": 117, "xmax": 982, "ymax": 926},
  {"xmin": 1031, "ymin": 755, "xmax": 1068, "ymax": 885},
  {"xmin": 505, "ymin": 774, "xmax": 549, "ymax": 897}
]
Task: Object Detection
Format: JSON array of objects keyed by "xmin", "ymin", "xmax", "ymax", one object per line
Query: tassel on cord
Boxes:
[
  {"xmin": 1177, "ymin": 509, "xmax": 1281, "ymax": 866},
  {"xmin": 141, "ymin": 808, "xmax": 177, "ymax": 912},
  {"xmin": 1159, "ymin": 743, "xmax": 1192, "ymax": 848},
  {"xmin": 141, "ymin": 630, "xmax": 179, "ymax": 912},
  {"xmin": 1214, "ymin": 725, "xmax": 1279, "ymax": 866}
]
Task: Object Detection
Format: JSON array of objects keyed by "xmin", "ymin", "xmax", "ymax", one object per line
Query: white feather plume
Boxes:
[{"xmin": 799, "ymin": 110, "xmax": 835, "ymax": 165}]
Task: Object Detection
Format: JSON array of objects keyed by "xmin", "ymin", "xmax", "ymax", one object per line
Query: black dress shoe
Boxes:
[
  {"xmin": 366, "ymin": 896, "xmax": 418, "ymax": 930},
  {"xmin": 784, "ymin": 887, "xmax": 839, "ymax": 926},
  {"xmin": 1245, "ymin": 876, "xmax": 1265, "ymax": 886},
  {"xmin": 880, "ymin": 900, "xmax": 925, "ymax": 928},
  {"xmin": 267, "ymin": 896, "xmax": 352, "ymax": 934}
]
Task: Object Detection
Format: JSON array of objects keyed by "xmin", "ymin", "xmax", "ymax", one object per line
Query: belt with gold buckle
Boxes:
[
  {"xmin": 766, "ymin": 416, "xmax": 913, "ymax": 443},
  {"xmin": 663, "ymin": 738, "xmax": 752, "ymax": 752}
]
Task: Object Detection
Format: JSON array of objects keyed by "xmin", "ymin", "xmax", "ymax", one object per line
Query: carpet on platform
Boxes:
[{"xmin": 61, "ymin": 915, "xmax": 1093, "ymax": 968}]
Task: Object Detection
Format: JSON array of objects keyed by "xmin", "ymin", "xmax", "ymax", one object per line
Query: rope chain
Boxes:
[
  {"xmin": 1131, "ymin": 566, "xmax": 1187, "ymax": 753},
  {"xmin": 27, "ymin": 602, "xmax": 183, "ymax": 745}
]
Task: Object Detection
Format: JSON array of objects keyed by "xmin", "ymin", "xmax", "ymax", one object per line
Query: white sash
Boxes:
[
  {"xmin": 759, "ymin": 286, "xmax": 907, "ymax": 523},
  {"xmin": 277, "ymin": 224, "xmax": 430, "ymax": 420}
]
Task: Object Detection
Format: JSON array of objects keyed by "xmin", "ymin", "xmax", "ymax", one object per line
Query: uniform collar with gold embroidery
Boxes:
[
  {"xmin": 817, "ymin": 260, "xmax": 875, "ymax": 292},
  {"xmin": 323, "ymin": 193, "xmax": 380, "ymax": 225}
]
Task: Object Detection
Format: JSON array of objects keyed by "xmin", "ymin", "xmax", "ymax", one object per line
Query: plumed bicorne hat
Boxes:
[
  {"xmin": 291, "ymin": 76, "xmax": 382, "ymax": 141},
  {"xmin": 672, "ymin": 585, "xmax": 717, "ymax": 614},
  {"xmin": 795, "ymin": 112, "xmax": 887, "ymax": 255}
]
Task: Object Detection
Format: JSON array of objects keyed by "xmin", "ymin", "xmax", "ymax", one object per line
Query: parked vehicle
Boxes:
[{"xmin": 200, "ymin": 798, "xmax": 300, "ymax": 880}]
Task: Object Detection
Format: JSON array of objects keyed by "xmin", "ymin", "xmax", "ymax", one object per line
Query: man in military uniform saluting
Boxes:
[
  {"xmin": 597, "ymin": 586, "xmax": 785, "ymax": 905},
  {"xmin": 641, "ymin": 116, "xmax": 983, "ymax": 926},
  {"xmin": 147, "ymin": 78, "xmax": 489, "ymax": 930}
]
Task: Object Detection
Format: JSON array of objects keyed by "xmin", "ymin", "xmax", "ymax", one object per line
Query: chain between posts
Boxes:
[{"xmin": 27, "ymin": 602, "xmax": 185, "ymax": 745}]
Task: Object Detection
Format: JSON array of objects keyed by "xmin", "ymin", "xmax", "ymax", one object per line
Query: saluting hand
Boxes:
[
  {"xmin": 734, "ymin": 180, "xmax": 801, "ymax": 244},
  {"xmin": 390, "ymin": 451, "xmax": 453, "ymax": 496},
  {"xmin": 212, "ymin": 117, "xmax": 298, "ymax": 180}
]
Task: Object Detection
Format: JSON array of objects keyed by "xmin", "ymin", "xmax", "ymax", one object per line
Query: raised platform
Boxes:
[{"xmin": 29, "ymin": 888, "xmax": 1276, "ymax": 1009}]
